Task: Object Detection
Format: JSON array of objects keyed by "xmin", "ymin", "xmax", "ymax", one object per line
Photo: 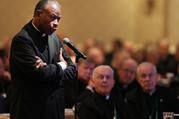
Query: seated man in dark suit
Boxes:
[
  {"xmin": 64, "ymin": 58, "xmax": 95, "ymax": 108},
  {"xmin": 112, "ymin": 58, "xmax": 138, "ymax": 100},
  {"xmin": 111, "ymin": 58, "xmax": 138, "ymax": 119},
  {"xmin": 125, "ymin": 62, "xmax": 179, "ymax": 119},
  {"xmin": 78, "ymin": 65, "xmax": 116, "ymax": 119}
]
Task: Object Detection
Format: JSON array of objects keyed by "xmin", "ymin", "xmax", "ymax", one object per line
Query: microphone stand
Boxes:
[{"xmin": 74, "ymin": 55, "xmax": 80, "ymax": 119}]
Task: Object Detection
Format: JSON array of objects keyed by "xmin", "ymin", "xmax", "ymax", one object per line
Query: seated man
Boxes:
[
  {"xmin": 78, "ymin": 65, "xmax": 116, "ymax": 119},
  {"xmin": 112, "ymin": 58, "xmax": 138, "ymax": 100},
  {"xmin": 125, "ymin": 62, "xmax": 179, "ymax": 119},
  {"xmin": 64, "ymin": 58, "xmax": 95, "ymax": 108}
]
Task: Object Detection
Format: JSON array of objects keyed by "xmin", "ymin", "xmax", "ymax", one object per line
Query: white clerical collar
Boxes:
[
  {"xmin": 32, "ymin": 22, "xmax": 46, "ymax": 37},
  {"xmin": 143, "ymin": 88, "xmax": 156, "ymax": 96},
  {"xmin": 106, "ymin": 95, "xmax": 110, "ymax": 100},
  {"xmin": 149, "ymin": 91, "xmax": 154, "ymax": 96}
]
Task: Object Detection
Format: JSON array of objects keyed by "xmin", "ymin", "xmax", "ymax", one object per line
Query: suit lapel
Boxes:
[{"xmin": 131, "ymin": 88, "xmax": 146, "ymax": 119}]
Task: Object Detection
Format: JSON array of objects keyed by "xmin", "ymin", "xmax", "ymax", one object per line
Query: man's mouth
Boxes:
[{"xmin": 52, "ymin": 28, "xmax": 58, "ymax": 30}]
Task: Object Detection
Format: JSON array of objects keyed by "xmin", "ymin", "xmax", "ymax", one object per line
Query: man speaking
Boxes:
[{"xmin": 8, "ymin": 0, "xmax": 76, "ymax": 119}]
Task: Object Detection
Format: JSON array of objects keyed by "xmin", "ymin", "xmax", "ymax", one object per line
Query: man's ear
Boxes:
[
  {"xmin": 35, "ymin": 10, "xmax": 42, "ymax": 17},
  {"xmin": 136, "ymin": 74, "xmax": 140, "ymax": 83}
]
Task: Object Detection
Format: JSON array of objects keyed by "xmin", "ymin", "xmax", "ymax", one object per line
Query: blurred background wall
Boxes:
[{"xmin": 0, "ymin": 0, "xmax": 179, "ymax": 52}]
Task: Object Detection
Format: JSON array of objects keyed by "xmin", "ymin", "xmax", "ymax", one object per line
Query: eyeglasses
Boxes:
[
  {"xmin": 122, "ymin": 68, "xmax": 136, "ymax": 74},
  {"xmin": 140, "ymin": 73, "xmax": 156, "ymax": 79},
  {"xmin": 97, "ymin": 74, "xmax": 113, "ymax": 80}
]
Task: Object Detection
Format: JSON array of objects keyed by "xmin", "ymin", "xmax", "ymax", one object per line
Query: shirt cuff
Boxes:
[{"xmin": 58, "ymin": 62, "xmax": 67, "ymax": 71}]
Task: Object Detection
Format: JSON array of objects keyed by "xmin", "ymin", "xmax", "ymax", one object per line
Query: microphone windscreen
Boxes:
[{"xmin": 63, "ymin": 38, "xmax": 70, "ymax": 44}]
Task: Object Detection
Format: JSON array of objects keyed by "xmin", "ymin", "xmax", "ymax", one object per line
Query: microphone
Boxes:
[{"xmin": 63, "ymin": 38, "xmax": 87, "ymax": 59}]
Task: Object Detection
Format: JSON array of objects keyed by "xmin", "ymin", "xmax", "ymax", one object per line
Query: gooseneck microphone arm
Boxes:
[{"xmin": 63, "ymin": 38, "xmax": 87, "ymax": 59}]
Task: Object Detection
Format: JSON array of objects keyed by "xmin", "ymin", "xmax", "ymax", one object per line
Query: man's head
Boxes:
[
  {"xmin": 118, "ymin": 58, "xmax": 137, "ymax": 85},
  {"xmin": 86, "ymin": 47, "xmax": 104, "ymax": 66},
  {"xmin": 92, "ymin": 65, "xmax": 115, "ymax": 96},
  {"xmin": 146, "ymin": 44, "xmax": 159, "ymax": 65},
  {"xmin": 112, "ymin": 49, "xmax": 131, "ymax": 69},
  {"xmin": 136, "ymin": 62, "xmax": 157, "ymax": 94},
  {"xmin": 78, "ymin": 58, "xmax": 95, "ymax": 84},
  {"xmin": 33, "ymin": 0, "xmax": 61, "ymax": 35},
  {"xmin": 159, "ymin": 39, "xmax": 169, "ymax": 59}
]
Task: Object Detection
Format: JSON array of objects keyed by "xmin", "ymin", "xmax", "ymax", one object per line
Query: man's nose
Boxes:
[
  {"xmin": 144, "ymin": 76, "xmax": 151, "ymax": 81},
  {"xmin": 53, "ymin": 19, "xmax": 58, "ymax": 26},
  {"xmin": 103, "ymin": 77, "xmax": 108, "ymax": 82}
]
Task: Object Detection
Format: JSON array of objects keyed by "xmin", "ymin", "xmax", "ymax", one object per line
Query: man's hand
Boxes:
[
  {"xmin": 59, "ymin": 48, "xmax": 67, "ymax": 66},
  {"xmin": 35, "ymin": 56, "xmax": 47, "ymax": 68},
  {"xmin": 88, "ymin": 79, "xmax": 95, "ymax": 88},
  {"xmin": 3, "ymin": 71, "xmax": 11, "ymax": 82}
]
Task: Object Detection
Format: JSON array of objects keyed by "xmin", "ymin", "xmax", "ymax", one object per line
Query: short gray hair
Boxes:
[
  {"xmin": 92, "ymin": 65, "xmax": 114, "ymax": 79},
  {"xmin": 137, "ymin": 62, "xmax": 157, "ymax": 74}
]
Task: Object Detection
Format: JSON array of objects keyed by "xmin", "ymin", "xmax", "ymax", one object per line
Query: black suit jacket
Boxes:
[
  {"xmin": 125, "ymin": 86, "xmax": 179, "ymax": 119},
  {"xmin": 8, "ymin": 20, "xmax": 76, "ymax": 119},
  {"xmin": 78, "ymin": 91, "xmax": 114, "ymax": 119}
]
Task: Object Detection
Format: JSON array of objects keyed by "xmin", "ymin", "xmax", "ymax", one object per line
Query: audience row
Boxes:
[{"xmin": 0, "ymin": 36, "xmax": 179, "ymax": 119}]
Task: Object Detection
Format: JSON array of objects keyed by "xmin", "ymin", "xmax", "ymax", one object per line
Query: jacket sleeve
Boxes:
[{"xmin": 56, "ymin": 36, "xmax": 77, "ymax": 81}]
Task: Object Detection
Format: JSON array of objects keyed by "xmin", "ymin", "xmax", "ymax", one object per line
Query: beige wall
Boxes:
[
  {"xmin": 59, "ymin": 0, "xmax": 139, "ymax": 50},
  {"xmin": 0, "ymin": 0, "xmax": 37, "ymax": 39},
  {"xmin": 0, "ymin": 0, "xmax": 179, "ymax": 51},
  {"xmin": 135, "ymin": 0, "xmax": 164, "ymax": 43},
  {"xmin": 169, "ymin": 0, "xmax": 179, "ymax": 45}
]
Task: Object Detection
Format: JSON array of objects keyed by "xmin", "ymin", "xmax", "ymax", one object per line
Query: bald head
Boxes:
[
  {"xmin": 159, "ymin": 39, "xmax": 169, "ymax": 59},
  {"xmin": 87, "ymin": 47, "xmax": 104, "ymax": 66},
  {"xmin": 118, "ymin": 58, "xmax": 137, "ymax": 85},
  {"xmin": 119, "ymin": 58, "xmax": 137, "ymax": 69},
  {"xmin": 112, "ymin": 49, "xmax": 131, "ymax": 69}
]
